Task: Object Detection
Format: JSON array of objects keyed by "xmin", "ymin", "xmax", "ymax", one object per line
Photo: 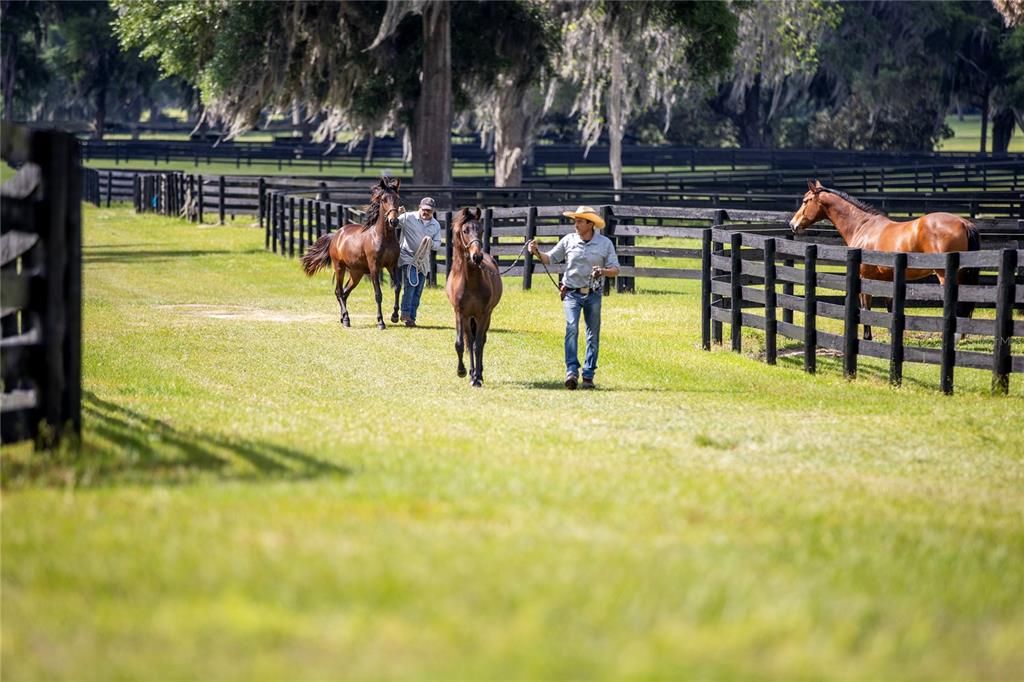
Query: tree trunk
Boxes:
[
  {"xmin": 411, "ymin": 2, "xmax": 452, "ymax": 186},
  {"xmin": 738, "ymin": 75, "xmax": 765, "ymax": 148},
  {"xmin": 2, "ymin": 41, "xmax": 16, "ymax": 122},
  {"xmin": 608, "ymin": 23, "xmax": 625, "ymax": 193},
  {"xmin": 493, "ymin": 79, "xmax": 539, "ymax": 187},
  {"xmin": 364, "ymin": 134, "xmax": 375, "ymax": 163},
  {"xmin": 979, "ymin": 86, "xmax": 991, "ymax": 154},
  {"xmin": 93, "ymin": 85, "xmax": 107, "ymax": 140},
  {"xmin": 992, "ymin": 107, "xmax": 1015, "ymax": 154}
]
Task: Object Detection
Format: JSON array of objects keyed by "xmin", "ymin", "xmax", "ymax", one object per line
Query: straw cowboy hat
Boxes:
[{"xmin": 562, "ymin": 205, "xmax": 605, "ymax": 229}]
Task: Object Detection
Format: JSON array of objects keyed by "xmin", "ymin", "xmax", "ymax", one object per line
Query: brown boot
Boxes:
[{"xmin": 565, "ymin": 375, "xmax": 578, "ymax": 390}]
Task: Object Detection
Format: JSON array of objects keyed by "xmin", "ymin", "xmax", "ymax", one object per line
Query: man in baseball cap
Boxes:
[{"xmin": 395, "ymin": 197, "xmax": 442, "ymax": 326}]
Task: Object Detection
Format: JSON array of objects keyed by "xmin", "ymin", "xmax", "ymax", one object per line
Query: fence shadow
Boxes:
[
  {"xmin": 84, "ymin": 247, "xmax": 264, "ymax": 265},
  {"xmin": 1, "ymin": 392, "xmax": 351, "ymax": 488}
]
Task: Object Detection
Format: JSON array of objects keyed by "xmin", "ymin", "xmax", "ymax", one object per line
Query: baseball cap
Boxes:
[{"xmin": 419, "ymin": 197, "xmax": 435, "ymax": 210}]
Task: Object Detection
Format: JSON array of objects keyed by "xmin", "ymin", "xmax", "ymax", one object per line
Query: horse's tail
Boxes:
[
  {"xmin": 957, "ymin": 221, "xmax": 981, "ymax": 320},
  {"xmin": 301, "ymin": 232, "xmax": 334, "ymax": 277}
]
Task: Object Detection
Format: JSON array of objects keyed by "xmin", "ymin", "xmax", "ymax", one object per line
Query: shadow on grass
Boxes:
[
  {"xmin": 84, "ymin": 248, "xmax": 264, "ymax": 265},
  {"xmin": 1, "ymin": 392, "xmax": 351, "ymax": 489},
  {"xmin": 775, "ymin": 347, "xmax": 935, "ymax": 391}
]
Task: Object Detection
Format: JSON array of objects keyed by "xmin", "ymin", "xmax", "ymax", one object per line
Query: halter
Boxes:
[{"xmin": 456, "ymin": 222, "xmax": 484, "ymax": 255}]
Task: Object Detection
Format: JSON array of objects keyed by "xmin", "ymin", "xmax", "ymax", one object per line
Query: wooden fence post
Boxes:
[
  {"xmin": 106, "ymin": 171, "xmax": 113, "ymax": 207},
  {"xmin": 197, "ymin": 174, "xmax": 204, "ymax": 223},
  {"xmin": 288, "ymin": 197, "xmax": 295, "ymax": 258},
  {"xmin": 218, "ymin": 175, "xmax": 226, "ymax": 225},
  {"xmin": 443, "ymin": 210, "xmax": 454, "ymax": 287},
  {"xmin": 297, "ymin": 197, "xmax": 305, "ymax": 254},
  {"xmin": 258, "ymin": 177, "xmax": 266, "ymax": 229},
  {"xmin": 712, "ymin": 233, "xmax": 724, "ymax": 345},
  {"xmin": 523, "ymin": 206, "xmax": 538, "ymax": 290},
  {"xmin": 804, "ymin": 243, "xmax": 817, "ymax": 374},
  {"xmin": 602, "ymin": 205, "xmax": 616, "ymax": 295},
  {"xmin": 843, "ymin": 248, "xmax": 862, "ymax": 379},
  {"xmin": 268, "ymin": 193, "xmax": 275, "ymax": 252},
  {"xmin": 992, "ymin": 248, "xmax": 1018, "ymax": 395},
  {"xmin": 783, "ymin": 233, "xmax": 795, "ymax": 324},
  {"xmin": 700, "ymin": 228, "xmax": 712, "ymax": 351},
  {"xmin": 889, "ymin": 252, "xmax": 907, "ymax": 386},
  {"xmin": 940, "ymin": 251, "xmax": 960, "ymax": 395},
  {"xmin": 483, "ymin": 207, "xmax": 493, "ymax": 254},
  {"xmin": 730, "ymin": 232, "xmax": 743, "ymax": 353},
  {"xmin": 764, "ymin": 237, "xmax": 778, "ymax": 365}
]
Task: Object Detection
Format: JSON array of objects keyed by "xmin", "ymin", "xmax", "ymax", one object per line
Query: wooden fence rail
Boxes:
[
  {"xmin": 258, "ymin": 190, "xmax": 1024, "ymax": 295},
  {"xmin": 110, "ymin": 170, "xmax": 1024, "ymax": 220},
  {"xmin": 1, "ymin": 126, "xmax": 82, "ymax": 446},
  {"xmin": 700, "ymin": 226, "xmax": 1024, "ymax": 394}
]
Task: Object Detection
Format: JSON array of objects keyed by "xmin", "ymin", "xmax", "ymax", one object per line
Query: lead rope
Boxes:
[
  {"xmin": 406, "ymin": 236, "xmax": 433, "ymax": 288},
  {"xmin": 499, "ymin": 242, "xmax": 561, "ymax": 291}
]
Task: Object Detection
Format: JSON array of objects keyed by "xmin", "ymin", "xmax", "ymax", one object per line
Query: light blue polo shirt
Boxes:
[
  {"xmin": 397, "ymin": 211, "xmax": 442, "ymax": 269},
  {"xmin": 544, "ymin": 232, "xmax": 620, "ymax": 289}
]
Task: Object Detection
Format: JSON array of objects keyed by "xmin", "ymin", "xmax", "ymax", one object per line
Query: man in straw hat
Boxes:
[{"xmin": 528, "ymin": 206, "xmax": 620, "ymax": 390}]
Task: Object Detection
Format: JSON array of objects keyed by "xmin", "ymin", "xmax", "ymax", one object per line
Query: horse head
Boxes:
[
  {"xmin": 454, "ymin": 207, "xmax": 485, "ymax": 266},
  {"xmin": 371, "ymin": 176, "xmax": 403, "ymax": 228},
  {"xmin": 790, "ymin": 179, "xmax": 827, "ymax": 234}
]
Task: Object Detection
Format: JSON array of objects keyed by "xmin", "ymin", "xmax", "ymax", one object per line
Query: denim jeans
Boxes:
[
  {"xmin": 563, "ymin": 290, "xmax": 602, "ymax": 379},
  {"xmin": 400, "ymin": 265, "xmax": 425, "ymax": 320}
]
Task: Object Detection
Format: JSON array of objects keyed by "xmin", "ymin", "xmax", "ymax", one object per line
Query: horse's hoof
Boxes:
[
  {"xmin": 390, "ymin": 313, "xmax": 399, "ymax": 323},
  {"xmin": 377, "ymin": 322, "xmax": 386, "ymax": 330},
  {"xmin": 342, "ymin": 318, "xmax": 350, "ymax": 328},
  {"xmin": 471, "ymin": 379, "xmax": 482, "ymax": 388},
  {"xmin": 457, "ymin": 367, "xmax": 467, "ymax": 378}
]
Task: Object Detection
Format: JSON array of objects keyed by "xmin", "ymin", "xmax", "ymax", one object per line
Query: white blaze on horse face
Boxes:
[{"xmin": 790, "ymin": 203, "xmax": 805, "ymax": 230}]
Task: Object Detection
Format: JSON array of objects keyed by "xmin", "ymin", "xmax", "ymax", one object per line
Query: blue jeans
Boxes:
[
  {"xmin": 563, "ymin": 290, "xmax": 602, "ymax": 379},
  {"xmin": 400, "ymin": 265, "xmax": 425, "ymax": 320}
]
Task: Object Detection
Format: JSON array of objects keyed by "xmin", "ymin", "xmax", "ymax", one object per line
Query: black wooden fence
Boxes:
[
  {"xmin": 1, "ymin": 126, "xmax": 82, "ymax": 445},
  {"xmin": 258, "ymin": 189, "xmax": 1024, "ymax": 295},
  {"xmin": 700, "ymin": 226, "xmax": 1024, "ymax": 394},
  {"xmin": 112, "ymin": 170, "xmax": 1024, "ymax": 222}
]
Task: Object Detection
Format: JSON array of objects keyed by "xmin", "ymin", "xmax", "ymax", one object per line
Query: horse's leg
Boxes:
[
  {"xmin": 340, "ymin": 271, "xmax": 362, "ymax": 327},
  {"xmin": 371, "ymin": 268, "xmax": 385, "ymax": 329},
  {"xmin": 390, "ymin": 264, "xmax": 401, "ymax": 324},
  {"xmin": 467, "ymin": 317, "xmax": 480, "ymax": 386},
  {"xmin": 455, "ymin": 315, "xmax": 466, "ymax": 377},
  {"xmin": 860, "ymin": 293, "xmax": 873, "ymax": 341},
  {"xmin": 334, "ymin": 262, "xmax": 350, "ymax": 327},
  {"xmin": 474, "ymin": 318, "xmax": 490, "ymax": 387}
]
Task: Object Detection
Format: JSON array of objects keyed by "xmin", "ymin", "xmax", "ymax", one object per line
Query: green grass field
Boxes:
[{"xmin": 2, "ymin": 206, "xmax": 1023, "ymax": 680}]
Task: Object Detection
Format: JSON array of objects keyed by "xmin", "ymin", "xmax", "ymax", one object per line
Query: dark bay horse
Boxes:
[
  {"xmin": 301, "ymin": 177, "xmax": 403, "ymax": 329},
  {"xmin": 790, "ymin": 179, "xmax": 980, "ymax": 340},
  {"xmin": 446, "ymin": 207, "xmax": 503, "ymax": 387}
]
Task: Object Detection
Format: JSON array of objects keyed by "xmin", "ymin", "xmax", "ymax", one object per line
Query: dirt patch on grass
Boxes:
[{"xmin": 158, "ymin": 304, "xmax": 323, "ymax": 323}]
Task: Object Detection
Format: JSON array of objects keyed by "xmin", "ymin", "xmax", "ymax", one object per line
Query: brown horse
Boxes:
[
  {"xmin": 446, "ymin": 207, "xmax": 503, "ymax": 387},
  {"xmin": 301, "ymin": 176, "xmax": 403, "ymax": 329},
  {"xmin": 790, "ymin": 179, "xmax": 980, "ymax": 340}
]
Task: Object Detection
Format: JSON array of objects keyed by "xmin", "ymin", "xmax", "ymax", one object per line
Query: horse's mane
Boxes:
[
  {"xmin": 360, "ymin": 201, "xmax": 381, "ymax": 231},
  {"xmin": 360, "ymin": 176, "xmax": 400, "ymax": 231},
  {"xmin": 820, "ymin": 186, "xmax": 885, "ymax": 216}
]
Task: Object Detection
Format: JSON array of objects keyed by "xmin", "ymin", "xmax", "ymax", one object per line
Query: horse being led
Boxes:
[
  {"xmin": 301, "ymin": 176, "xmax": 402, "ymax": 329},
  {"xmin": 446, "ymin": 207, "xmax": 502, "ymax": 387},
  {"xmin": 790, "ymin": 179, "xmax": 980, "ymax": 340}
]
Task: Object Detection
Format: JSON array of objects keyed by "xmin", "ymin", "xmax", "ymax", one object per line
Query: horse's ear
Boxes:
[
  {"xmin": 813, "ymin": 179, "xmax": 823, "ymax": 190},
  {"xmin": 393, "ymin": 178, "xmax": 400, "ymax": 192},
  {"xmin": 460, "ymin": 206, "xmax": 472, "ymax": 217},
  {"xmin": 806, "ymin": 179, "xmax": 816, "ymax": 192},
  {"xmin": 474, "ymin": 207, "xmax": 482, "ymax": 220}
]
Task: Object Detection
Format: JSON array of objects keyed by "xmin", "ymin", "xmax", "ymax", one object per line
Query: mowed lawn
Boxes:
[{"xmin": 2, "ymin": 206, "xmax": 1022, "ymax": 680}]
